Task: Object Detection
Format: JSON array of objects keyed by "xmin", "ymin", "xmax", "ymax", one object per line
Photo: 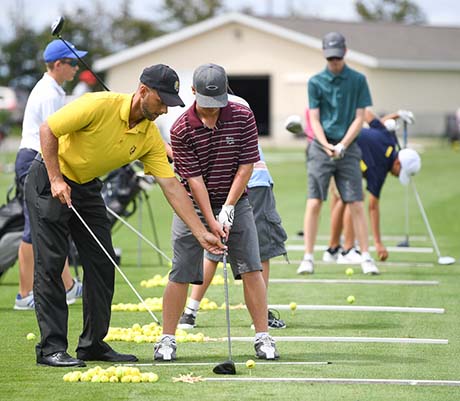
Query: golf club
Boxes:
[
  {"xmin": 398, "ymin": 120, "xmax": 411, "ymax": 247},
  {"xmin": 51, "ymin": 16, "xmax": 110, "ymax": 91},
  {"xmin": 410, "ymin": 181, "xmax": 456, "ymax": 265},
  {"xmin": 213, "ymin": 241, "xmax": 236, "ymax": 375},
  {"xmin": 70, "ymin": 205, "xmax": 161, "ymax": 323},
  {"xmin": 106, "ymin": 206, "xmax": 172, "ymax": 264}
]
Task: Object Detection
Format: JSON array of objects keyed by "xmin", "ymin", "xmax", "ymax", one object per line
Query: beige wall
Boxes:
[{"xmin": 104, "ymin": 22, "xmax": 460, "ymax": 143}]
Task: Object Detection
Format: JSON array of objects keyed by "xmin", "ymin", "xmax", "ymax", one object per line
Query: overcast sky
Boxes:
[{"xmin": 1, "ymin": 0, "xmax": 459, "ymax": 41}]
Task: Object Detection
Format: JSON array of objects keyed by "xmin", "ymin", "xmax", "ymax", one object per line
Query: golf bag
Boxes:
[
  {"xmin": 101, "ymin": 162, "xmax": 155, "ymax": 228},
  {"xmin": 0, "ymin": 185, "xmax": 24, "ymax": 277}
]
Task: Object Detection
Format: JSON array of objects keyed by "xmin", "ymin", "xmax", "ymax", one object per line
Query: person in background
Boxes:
[
  {"xmin": 13, "ymin": 39, "xmax": 85, "ymax": 311},
  {"xmin": 298, "ymin": 31, "xmax": 379, "ymax": 275},
  {"xmin": 178, "ymin": 94, "xmax": 288, "ymax": 330},
  {"xmin": 72, "ymin": 70, "xmax": 97, "ymax": 97}
]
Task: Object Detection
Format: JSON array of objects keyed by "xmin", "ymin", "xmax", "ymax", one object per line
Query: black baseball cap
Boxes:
[
  {"xmin": 140, "ymin": 64, "xmax": 185, "ymax": 107},
  {"xmin": 322, "ymin": 32, "xmax": 346, "ymax": 59}
]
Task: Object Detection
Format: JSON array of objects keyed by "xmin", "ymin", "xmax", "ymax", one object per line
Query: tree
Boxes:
[
  {"xmin": 162, "ymin": 0, "xmax": 224, "ymax": 27},
  {"xmin": 355, "ymin": 0, "xmax": 427, "ymax": 24}
]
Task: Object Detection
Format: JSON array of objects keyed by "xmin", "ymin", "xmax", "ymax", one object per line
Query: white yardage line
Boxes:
[
  {"xmin": 269, "ymin": 279, "xmax": 439, "ymax": 286},
  {"xmin": 224, "ymin": 336, "xmax": 448, "ymax": 344},
  {"xmin": 271, "ymin": 260, "xmax": 435, "ymax": 268},
  {"xmin": 119, "ymin": 361, "xmax": 331, "ymax": 367},
  {"xmin": 286, "ymin": 244, "xmax": 433, "ymax": 253},
  {"xmin": 268, "ymin": 304, "xmax": 444, "ymax": 314},
  {"xmin": 203, "ymin": 377, "xmax": 460, "ymax": 386},
  {"xmin": 290, "ymin": 234, "xmax": 429, "ymax": 242}
]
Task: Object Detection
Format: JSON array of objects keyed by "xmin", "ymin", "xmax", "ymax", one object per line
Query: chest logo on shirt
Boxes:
[
  {"xmin": 129, "ymin": 145, "xmax": 136, "ymax": 155},
  {"xmin": 225, "ymin": 136, "xmax": 235, "ymax": 146}
]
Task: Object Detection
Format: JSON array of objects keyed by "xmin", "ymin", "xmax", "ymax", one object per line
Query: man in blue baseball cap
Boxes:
[{"xmin": 13, "ymin": 38, "xmax": 87, "ymax": 315}]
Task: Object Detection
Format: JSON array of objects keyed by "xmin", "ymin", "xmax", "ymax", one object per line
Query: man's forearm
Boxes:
[
  {"xmin": 368, "ymin": 194, "xmax": 382, "ymax": 245},
  {"xmin": 40, "ymin": 121, "xmax": 63, "ymax": 183},
  {"xmin": 341, "ymin": 115, "xmax": 364, "ymax": 148},
  {"xmin": 225, "ymin": 164, "xmax": 253, "ymax": 206}
]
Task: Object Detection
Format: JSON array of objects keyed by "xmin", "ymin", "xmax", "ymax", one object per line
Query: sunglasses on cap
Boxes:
[
  {"xmin": 326, "ymin": 57, "xmax": 343, "ymax": 61},
  {"xmin": 60, "ymin": 59, "xmax": 79, "ymax": 67}
]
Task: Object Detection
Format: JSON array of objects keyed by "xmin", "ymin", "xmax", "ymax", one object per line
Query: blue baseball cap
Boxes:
[{"xmin": 43, "ymin": 39, "xmax": 87, "ymax": 63}]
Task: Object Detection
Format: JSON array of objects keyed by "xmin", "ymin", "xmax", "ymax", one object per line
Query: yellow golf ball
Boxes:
[
  {"xmin": 246, "ymin": 359, "xmax": 255, "ymax": 369},
  {"xmin": 345, "ymin": 268, "xmax": 354, "ymax": 276},
  {"xmin": 26, "ymin": 332, "xmax": 36, "ymax": 341},
  {"xmin": 289, "ymin": 302, "xmax": 297, "ymax": 311},
  {"xmin": 347, "ymin": 295, "xmax": 355, "ymax": 304}
]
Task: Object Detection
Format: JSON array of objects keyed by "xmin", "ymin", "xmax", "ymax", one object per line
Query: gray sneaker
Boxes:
[
  {"xmin": 177, "ymin": 312, "xmax": 196, "ymax": 329},
  {"xmin": 14, "ymin": 291, "xmax": 35, "ymax": 310},
  {"xmin": 254, "ymin": 334, "xmax": 279, "ymax": 359},
  {"xmin": 154, "ymin": 337, "xmax": 177, "ymax": 361},
  {"xmin": 297, "ymin": 258, "xmax": 314, "ymax": 274}
]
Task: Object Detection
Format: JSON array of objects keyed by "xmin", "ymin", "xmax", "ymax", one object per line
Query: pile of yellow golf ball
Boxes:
[
  {"xmin": 140, "ymin": 274, "xmax": 225, "ymax": 288},
  {"xmin": 62, "ymin": 366, "xmax": 159, "ymax": 383},
  {"xmin": 104, "ymin": 322, "xmax": 206, "ymax": 344},
  {"xmin": 111, "ymin": 297, "xmax": 163, "ymax": 312}
]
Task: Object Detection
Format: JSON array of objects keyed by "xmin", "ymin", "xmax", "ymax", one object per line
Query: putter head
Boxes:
[
  {"xmin": 213, "ymin": 360, "xmax": 236, "ymax": 375},
  {"xmin": 51, "ymin": 16, "xmax": 65, "ymax": 36},
  {"xmin": 397, "ymin": 239, "xmax": 410, "ymax": 248}
]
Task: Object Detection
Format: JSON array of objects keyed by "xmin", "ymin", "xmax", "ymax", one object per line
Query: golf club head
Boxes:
[
  {"xmin": 51, "ymin": 16, "xmax": 65, "ymax": 36},
  {"xmin": 438, "ymin": 256, "xmax": 456, "ymax": 265},
  {"xmin": 397, "ymin": 239, "xmax": 410, "ymax": 247},
  {"xmin": 284, "ymin": 115, "xmax": 304, "ymax": 136},
  {"xmin": 213, "ymin": 360, "xmax": 236, "ymax": 375}
]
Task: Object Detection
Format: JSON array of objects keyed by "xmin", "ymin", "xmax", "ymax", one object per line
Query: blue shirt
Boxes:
[
  {"xmin": 357, "ymin": 119, "xmax": 398, "ymax": 198},
  {"xmin": 308, "ymin": 64, "xmax": 372, "ymax": 142},
  {"xmin": 248, "ymin": 145, "xmax": 273, "ymax": 188}
]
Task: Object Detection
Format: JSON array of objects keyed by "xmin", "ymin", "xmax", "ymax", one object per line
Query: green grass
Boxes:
[{"xmin": 1, "ymin": 139, "xmax": 460, "ymax": 400}]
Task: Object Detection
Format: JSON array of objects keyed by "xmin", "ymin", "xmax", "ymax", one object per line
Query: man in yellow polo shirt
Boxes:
[{"xmin": 25, "ymin": 64, "xmax": 225, "ymax": 368}]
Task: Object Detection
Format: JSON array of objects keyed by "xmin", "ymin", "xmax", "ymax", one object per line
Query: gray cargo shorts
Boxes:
[
  {"xmin": 306, "ymin": 139, "xmax": 363, "ymax": 202},
  {"xmin": 170, "ymin": 197, "xmax": 262, "ymax": 283}
]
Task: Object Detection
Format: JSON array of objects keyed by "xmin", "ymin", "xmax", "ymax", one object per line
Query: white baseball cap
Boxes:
[{"xmin": 398, "ymin": 148, "xmax": 421, "ymax": 185}]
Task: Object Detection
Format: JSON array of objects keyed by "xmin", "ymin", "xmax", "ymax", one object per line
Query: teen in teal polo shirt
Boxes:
[{"xmin": 298, "ymin": 31, "xmax": 380, "ymax": 276}]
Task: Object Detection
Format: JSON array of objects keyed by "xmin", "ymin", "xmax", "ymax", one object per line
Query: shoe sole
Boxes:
[
  {"xmin": 14, "ymin": 305, "xmax": 35, "ymax": 310},
  {"xmin": 177, "ymin": 323, "xmax": 195, "ymax": 330}
]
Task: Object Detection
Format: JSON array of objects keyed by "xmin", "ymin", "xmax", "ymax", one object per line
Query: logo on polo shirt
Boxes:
[
  {"xmin": 129, "ymin": 145, "xmax": 136, "ymax": 155},
  {"xmin": 225, "ymin": 136, "xmax": 235, "ymax": 146}
]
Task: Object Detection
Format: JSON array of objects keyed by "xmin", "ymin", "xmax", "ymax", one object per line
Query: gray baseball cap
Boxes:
[
  {"xmin": 322, "ymin": 32, "xmax": 346, "ymax": 59},
  {"xmin": 193, "ymin": 63, "xmax": 228, "ymax": 108}
]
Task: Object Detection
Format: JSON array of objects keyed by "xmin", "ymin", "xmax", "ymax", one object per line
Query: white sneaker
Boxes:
[
  {"xmin": 337, "ymin": 248, "xmax": 363, "ymax": 264},
  {"xmin": 322, "ymin": 246, "xmax": 342, "ymax": 263},
  {"xmin": 361, "ymin": 258, "xmax": 380, "ymax": 275},
  {"xmin": 297, "ymin": 258, "xmax": 314, "ymax": 274},
  {"xmin": 66, "ymin": 279, "xmax": 83, "ymax": 305},
  {"xmin": 14, "ymin": 291, "xmax": 35, "ymax": 310}
]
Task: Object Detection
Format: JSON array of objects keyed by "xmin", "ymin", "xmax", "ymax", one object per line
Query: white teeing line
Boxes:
[
  {"xmin": 286, "ymin": 244, "xmax": 433, "ymax": 254},
  {"xmin": 119, "ymin": 361, "xmax": 331, "ymax": 367},
  {"xmin": 223, "ymin": 336, "xmax": 448, "ymax": 345},
  {"xmin": 204, "ymin": 377, "xmax": 460, "ymax": 387},
  {"xmin": 290, "ymin": 234, "xmax": 429, "ymax": 242},
  {"xmin": 271, "ymin": 259, "xmax": 435, "ymax": 268},
  {"xmin": 267, "ymin": 304, "xmax": 444, "ymax": 314},
  {"xmin": 269, "ymin": 278, "xmax": 439, "ymax": 286}
]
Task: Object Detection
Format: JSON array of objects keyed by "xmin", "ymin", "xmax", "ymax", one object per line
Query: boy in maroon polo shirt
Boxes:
[{"xmin": 154, "ymin": 63, "xmax": 279, "ymax": 361}]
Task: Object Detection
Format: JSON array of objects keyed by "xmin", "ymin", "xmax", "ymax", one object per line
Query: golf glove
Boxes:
[
  {"xmin": 333, "ymin": 143, "xmax": 346, "ymax": 159},
  {"xmin": 398, "ymin": 110, "xmax": 415, "ymax": 125},
  {"xmin": 218, "ymin": 205, "xmax": 235, "ymax": 229}
]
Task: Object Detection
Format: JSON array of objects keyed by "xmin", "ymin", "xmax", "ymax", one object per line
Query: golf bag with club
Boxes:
[{"xmin": 0, "ymin": 185, "xmax": 25, "ymax": 278}]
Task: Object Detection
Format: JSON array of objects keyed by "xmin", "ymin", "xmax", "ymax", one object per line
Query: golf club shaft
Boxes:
[
  {"xmin": 70, "ymin": 205, "xmax": 160, "ymax": 323},
  {"xmin": 106, "ymin": 206, "xmax": 172, "ymax": 263},
  {"xmin": 222, "ymin": 247, "xmax": 233, "ymax": 361},
  {"xmin": 410, "ymin": 181, "xmax": 442, "ymax": 258}
]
